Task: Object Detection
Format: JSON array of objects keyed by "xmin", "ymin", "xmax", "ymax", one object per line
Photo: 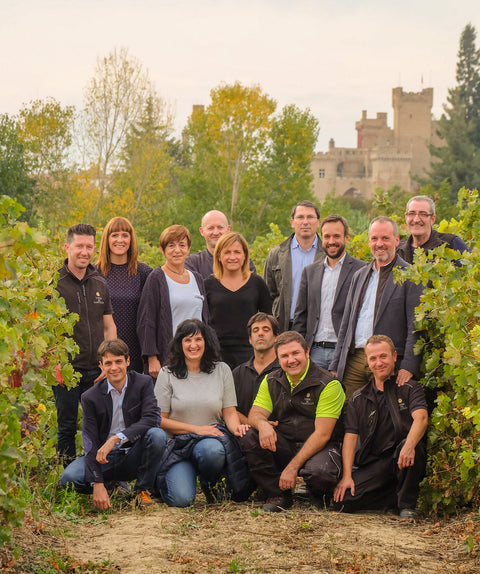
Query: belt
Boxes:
[{"xmin": 312, "ymin": 341, "xmax": 336, "ymax": 349}]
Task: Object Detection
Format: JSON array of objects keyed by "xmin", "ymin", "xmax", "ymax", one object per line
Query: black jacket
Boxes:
[
  {"xmin": 56, "ymin": 261, "xmax": 112, "ymax": 370},
  {"xmin": 397, "ymin": 229, "xmax": 464, "ymax": 264},
  {"xmin": 266, "ymin": 361, "xmax": 342, "ymax": 443},
  {"xmin": 346, "ymin": 376, "xmax": 427, "ymax": 466}
]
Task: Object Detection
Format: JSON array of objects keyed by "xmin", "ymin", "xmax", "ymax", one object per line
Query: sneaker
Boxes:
[
  {"xmin": 399, "ymin": 508, "xmax": 418, "ymax": 520},
  {"xmin": 136, "ymin": 490, "xmax": 154, "ymax": 507},
  {"xmin": 105, "ymin": 480, "xmax": 132, "ymax": 497},
  {"xmin": 263, "ymin": 491, "xmax": 293, "ymax": 513}
]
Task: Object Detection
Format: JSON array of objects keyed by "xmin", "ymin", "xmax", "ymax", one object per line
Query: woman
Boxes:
[
  {"xmin": 137, "ymin": 225, "xmax": 210, "ymax": 379},
  {"xmin": 96, "ymin": 216, "xmax": 152, "ymax": 372},
  {"xmin": 155, "ymin": 319, "xmax": 251, "ymax": 507},
  {"xmin": 204, "ymin": 232, "xmax": 272, "ymax": 369}
]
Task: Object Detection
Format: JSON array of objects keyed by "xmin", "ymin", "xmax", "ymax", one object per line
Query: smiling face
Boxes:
[
  {"xmin": 162, "ymin": 238, "xmax": 190, "ymax": 267},
  {"xmin": 321, "ymin": 220, "xmax": 349, "ymax": 261},
  {"xmin": 182, "ymin": 332, "xmax": 206, "ymax": 364},
  {"xmin": 219, "ymin": 240, "xmax": 246, "ymax": 273},
  {"xmin": 200, "ymin": 211, "xmax": 231, "ymax": 253},
  {"xmin": 65, "ymin": 234, "xmax": 95, "ymax": 275},
  {"xmin": 108, "ymin": 230, "xmax": 131, "ymax": 263},
  {"xmin": 405, "ymin": 199, "xmax": 436, "ymax": 245},
  {"xmin": 368, "ymin": 221, "xmax": 399, "ymax": 267},
  {"xmin": 290, "ymin": 205, "xmax": 320, "ymax": 243},
  {"xmin": 365, "ymin": 341, "xmax": 397, "ymax": 385},
  {"xmin": 277, "ymin": 341, "xmax": 309, "ymax": 383},
  {"xmin": 100, "ymin": 352, "xmax": 130, "ymax": 388}
]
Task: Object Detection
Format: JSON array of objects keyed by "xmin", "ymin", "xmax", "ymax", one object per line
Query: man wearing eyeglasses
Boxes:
[
  {"xmin": 264, "ymin": 201, "xmax": 325, "ymax": 332},
  {"xmin": 397, "ymin": 196, "xmax": 469, "ymax": 263}
]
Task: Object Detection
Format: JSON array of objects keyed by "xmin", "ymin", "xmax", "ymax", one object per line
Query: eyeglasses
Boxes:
[
  {"xmin": 293, "ymin": 215, "xmax": 318, "ymax": 221},
  {"xmin": 405, "ymin": 211, "xmax": 433, "ymax": 218}
]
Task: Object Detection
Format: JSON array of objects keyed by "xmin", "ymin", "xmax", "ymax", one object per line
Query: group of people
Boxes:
[{"xmin": 57, "ymin": 195, "xmax": 468, "ymax": 518}]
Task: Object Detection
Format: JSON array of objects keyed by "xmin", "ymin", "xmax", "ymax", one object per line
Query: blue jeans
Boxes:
[
  {"xmin": 160, "ymin": 438, "xmax": 226, "ymax": 507},
  {"xmin": 53, "ymin": 367, "xmax": 101, "ymax": 464},
  {"xmin": 310, "ymin": 345, "xmax": 336, "ymax": 370},
  {"xmin": 60, "ymin": 428, "xmax": 167, "ymax": 494}
]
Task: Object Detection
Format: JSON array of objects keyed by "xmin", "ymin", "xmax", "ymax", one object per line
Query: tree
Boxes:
[
  {"xmin": 178, "ymin": 83, "xmax": 319, "ymax": 244},
  {"xmin": 428, "ymin": 24, "xmax": 480, "ymax": 201},
  {"xmin": 79, "ymin": 47, "xmax": 155, "ymax": 218},
  {"xmin": 104, "ymin": 95, "xmax": 178, "ymax": 242},
  {"xmin": 0, "ymin": 115, "xmax": 35, "ymax": 219},
  {"xmin": 17, "ymin": 98, "xmax": 75, "ymax": 228}
]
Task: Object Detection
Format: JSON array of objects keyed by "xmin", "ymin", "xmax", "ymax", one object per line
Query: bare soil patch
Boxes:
[{"xmin": 61, "ymin": 495, "xmax": 480, "ymax": 574}]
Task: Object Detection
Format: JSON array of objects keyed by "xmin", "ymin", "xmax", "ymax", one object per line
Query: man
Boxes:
[
  {"xmin": 329, "ymin": 216, "xmax": 422, "ymax": 399},
  {"xmin": 293, "ymin": 215, "xmax": 366, "ymax": 369},
  {"xmin": 185, "ymin": 209, "xmax": 255, "ymax": 278},
  {"xmin": 232, "ymin": 313, "xmax": 280, "ymax": 424},
  {"xmin": 333, "ymin": 335, "xmax": 428, "ymax": 519},
  {"xmin": 60, "ymin": 339, "xmax": 167, "ymax": 509},
  {"xmin": 397, "ymin": 195, "xmax": 469, "ymax": 263},
  {"xmin": 240, "ymin": 331, "xmax": 345, "ymax": 512},
  {"xmin": 263, "ymin": 200, "xmax": 324, "ymax": 332},
  {"xmin": 55, "ymin": 224, "xmax": 117, "ymax": 464}
]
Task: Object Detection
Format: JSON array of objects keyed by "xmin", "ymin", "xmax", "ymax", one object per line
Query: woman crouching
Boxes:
[{"xmin": 155, "ymin": 319, "xmax": 253, "ymax": 507}]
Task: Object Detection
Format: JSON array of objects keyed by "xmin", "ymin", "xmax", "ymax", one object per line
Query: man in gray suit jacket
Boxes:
[
  {"xmin": 292, "ymin": 215, "xmax": 366, "ymax": 369},
  {"xmin": 264, "ymin": 200, "xmax": 324, "ymax": 332},
  {"xmin": 329, "ymin": 217, "xmax": 422, "ymax": 399}
]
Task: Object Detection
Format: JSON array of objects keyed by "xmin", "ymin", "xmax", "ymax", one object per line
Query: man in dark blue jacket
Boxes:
[{"xmin": 60, "ymin": 339, "xmax": 166, "ymax": 509}]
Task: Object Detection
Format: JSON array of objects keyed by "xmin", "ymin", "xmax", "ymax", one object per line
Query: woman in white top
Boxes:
[
  {"xmin": 137, "ymin": 225, "xmax": 211, "ymax": 379},
  {"xmin": 155, "ymin": 319, "xmax": 249, "ymax": 507}
]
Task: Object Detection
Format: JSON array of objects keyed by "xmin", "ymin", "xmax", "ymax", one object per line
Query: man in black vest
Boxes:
[
  {"xmin": 240, "ymin": 331, "xmax": 345, "ymax": 512},
  {"xmin": 333, "ymin": 335, "xmax": 428, "ymax": 519},
  {"xmin": 397, "ymin": 195, "xmax": 469, "ymax": 263}
]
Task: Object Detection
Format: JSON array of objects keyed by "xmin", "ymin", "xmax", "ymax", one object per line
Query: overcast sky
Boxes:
[{"xmin": 1, "ymin": 0, "xmax": 479, "ymax": 151}]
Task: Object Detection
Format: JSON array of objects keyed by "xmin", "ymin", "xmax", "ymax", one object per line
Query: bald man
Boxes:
[{"xmin": 185, "ymin": 210, "xmax": 256, "ymax": 279}]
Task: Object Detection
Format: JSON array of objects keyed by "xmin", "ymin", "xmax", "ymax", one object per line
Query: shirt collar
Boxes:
[
  {"xmin": 323, "ymin": 251, "xmax": 346, "ymax": 269},
  {"xmin": 286, "ymin": 359, "xmax": 310, "ymax": 390},
  {"xmin": 291, "ymin": 235, "xmax": 318, "ymax": 251},
  {"xmin": 107, "ymin": 374, "xmax": 128, "ymax": 395}
]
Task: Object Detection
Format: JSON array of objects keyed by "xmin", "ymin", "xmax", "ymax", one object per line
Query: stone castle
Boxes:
[{"xmin": 311, "ymin": 87, "xmax": 442, "ymax": 200}]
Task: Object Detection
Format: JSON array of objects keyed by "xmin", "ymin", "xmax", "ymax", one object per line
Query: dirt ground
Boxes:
[{"xmin": 57, "ymin": 493, "xmax": 480, "ymax": 574}]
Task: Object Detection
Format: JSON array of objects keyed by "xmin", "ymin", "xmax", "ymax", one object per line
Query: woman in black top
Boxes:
[{"xmin": 204, "ymin": 232, "xmax": 272, "ymax": 369}]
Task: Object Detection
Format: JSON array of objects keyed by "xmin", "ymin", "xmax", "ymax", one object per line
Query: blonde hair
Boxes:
[
  {"xmin": 213, "ymin": 231, "xmax": 249, "ymax": 280},
  {"xmin": 97, "ymin": 217, "xmax": 139, "ymax": 276}
]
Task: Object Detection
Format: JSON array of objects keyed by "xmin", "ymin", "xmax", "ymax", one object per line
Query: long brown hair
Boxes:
[{"xmin": 96, "ymin": 217, "xmax": 139, "ymax": 276}]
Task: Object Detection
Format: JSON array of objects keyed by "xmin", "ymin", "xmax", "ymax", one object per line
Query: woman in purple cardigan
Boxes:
[{"xmin": 137, "ymin": 225, "xmax": 211, "ymax": 379}]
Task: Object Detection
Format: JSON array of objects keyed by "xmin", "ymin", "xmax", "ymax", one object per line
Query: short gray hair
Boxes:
[
  {"xmin": 369, "ymin": 216, "xmax": 398, "ymax": 236},
  {"xmin": 406, "ymin": 195, "xmax": 435, "ymax": 215}
]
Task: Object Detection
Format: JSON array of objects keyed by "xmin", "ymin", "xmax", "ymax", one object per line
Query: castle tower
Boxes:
[{"xmin": 392, "ymin": 87, "xmax": 433, "ymax": 177}]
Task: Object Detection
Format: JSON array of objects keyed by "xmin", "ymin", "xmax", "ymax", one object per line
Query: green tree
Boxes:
[
  {"xmin": 178, "ymin": 83, "xmax": 319, "ymax": 245},
  {"xmin": 0, "ymin": 115, "xmax": 35, "ymax": 219},
  {"xmin": 428, "ymin": 24, "xmax": 480, "ymax": 201},
  {"xmin": 105, "ymin": 95, "xmax": 178, "ymax": 242},
  {"xmin": 17, "ymin": 98, "xmax": 75, "ymax": 229}
]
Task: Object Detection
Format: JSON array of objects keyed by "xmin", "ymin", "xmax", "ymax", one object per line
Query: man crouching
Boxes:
[
  {"xmin": 333, "ymin": 334, "xmax": 428, "ymax": 519},
  {"xmin": 240, "ymin": 331, "xmax": 345, "ymax": 512},
  {"xmin": 60, "ymin": 339, "xmax": 167, "ymax": 509}
]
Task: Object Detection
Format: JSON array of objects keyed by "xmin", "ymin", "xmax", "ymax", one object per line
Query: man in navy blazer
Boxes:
[
  {"xmin": 329, "ymin": 217, "xmax": 422, "ymax": 399},
  {"xmin": 292, "ymin": 215, "xmax": 366, "ymax": 369},
  {"xmin": 60, "ymin": 339, "xmax": 167, "ymax": 509}
]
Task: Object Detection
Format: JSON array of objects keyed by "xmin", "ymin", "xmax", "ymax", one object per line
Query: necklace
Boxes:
[{"xmin": 164, "ymin": 264, "xmax": 186, "ymax": 278}]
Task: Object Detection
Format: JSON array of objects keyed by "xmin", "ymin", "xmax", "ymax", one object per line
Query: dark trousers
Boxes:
[
  {"xmin": 335, "ymin": 439, "xmax": 427, "ymax": 512},
  {"xmin": 53, "ymin": 367, "xmax": 101, "ymax": 465},
  {"xmin": 59, "ymin": 427, "xmax": 168, "ymax": 494},
  {"xmin": 240, "ymin": 428, "xmax": 341, "ymax": 497}
]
